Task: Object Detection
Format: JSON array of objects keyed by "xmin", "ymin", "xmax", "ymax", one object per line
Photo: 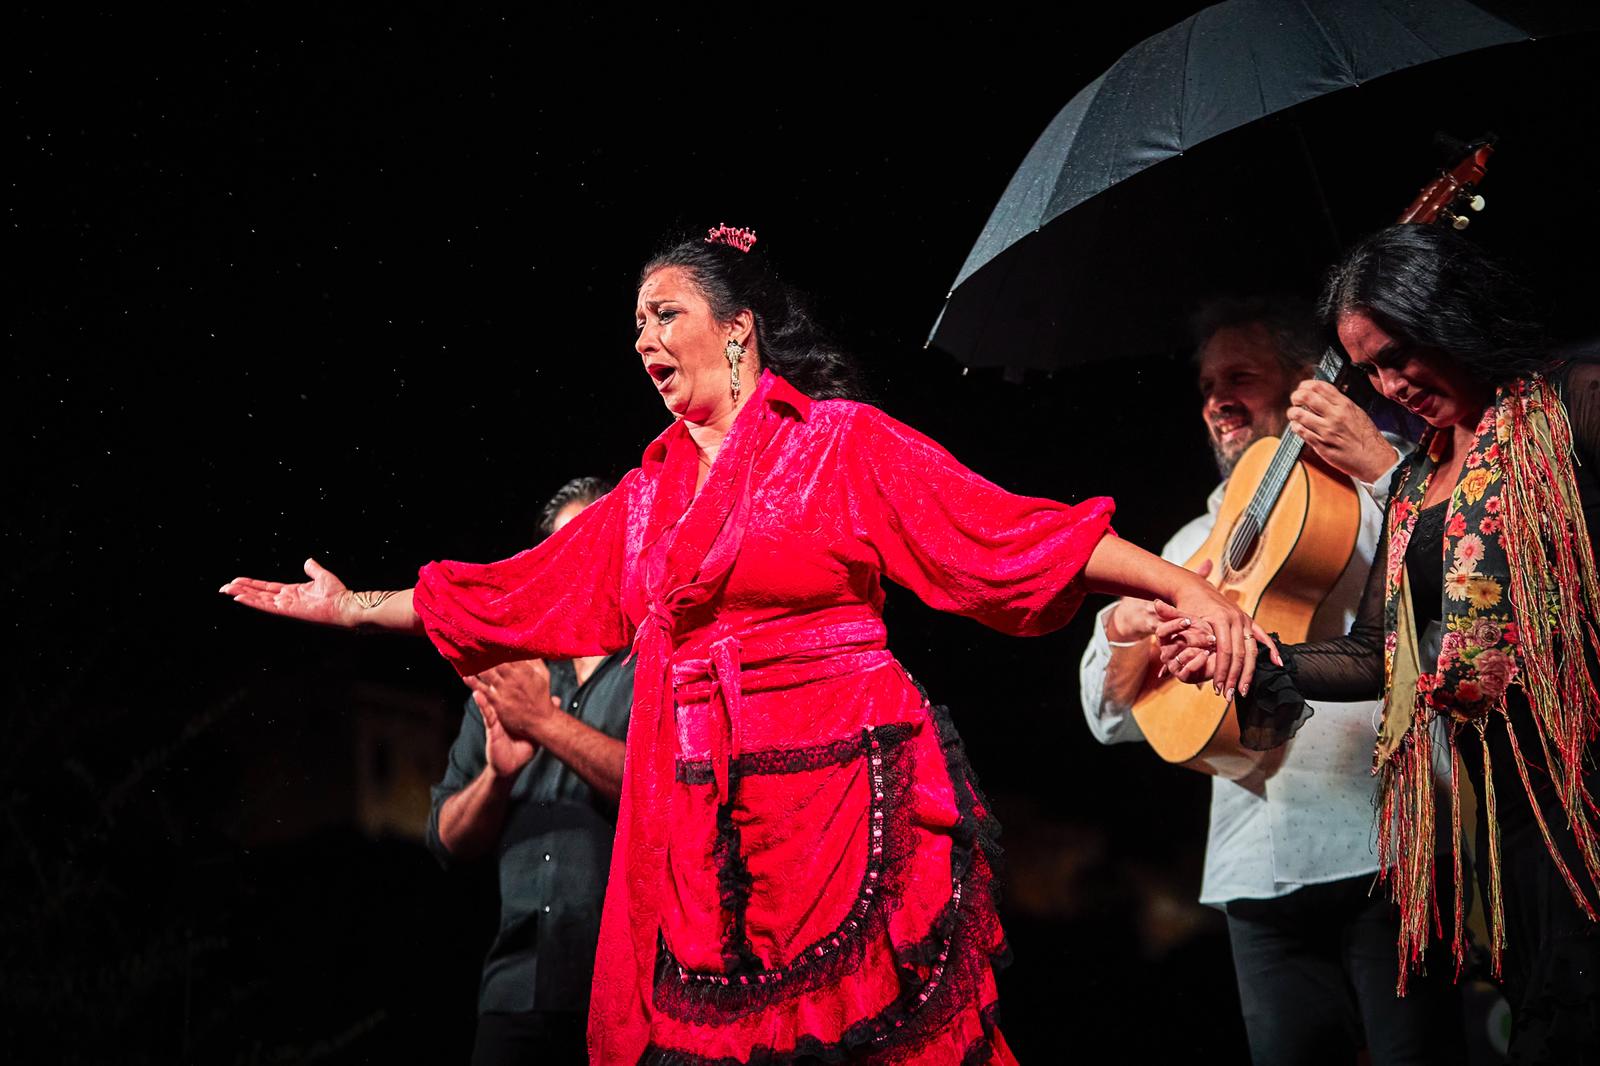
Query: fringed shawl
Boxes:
[{"xmin": 1375, "ymin": 374, "xmax": 1600, "ymax": 988}]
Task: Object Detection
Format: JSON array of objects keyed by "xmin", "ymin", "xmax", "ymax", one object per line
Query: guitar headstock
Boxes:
[
  {"xmin": 1396, "ymin": 136, "xmax": 1495, "ymax": 230},
  {"xmin": 1326, "ymin": 137, "xmax": 1500, "ymax": 396}
]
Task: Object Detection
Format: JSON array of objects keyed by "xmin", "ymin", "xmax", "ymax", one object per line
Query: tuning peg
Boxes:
[
  {"xmin": 1468, "ymin": 194, "xmax": 1486, "ymax": 212},
  {"xmin": 1448, "ymin": 213, "xmax": 1470, "ymax": 230}
]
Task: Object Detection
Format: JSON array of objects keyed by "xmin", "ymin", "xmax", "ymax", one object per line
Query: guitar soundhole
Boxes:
[{"xmin": 1225, "ymin": 514, "xmax": 1260, "ymax": 574}]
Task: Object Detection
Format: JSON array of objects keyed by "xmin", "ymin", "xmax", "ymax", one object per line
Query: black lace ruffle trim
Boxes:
[
  {"xmin": 656, "ymin": 724, "xmax": 914, "ymax": 1020},
  {"xmin": 958, "ymin": 1002, "xmax": 1005, "ymax": 1066},
  {"xmin": 676, "ymin": 723, "xmax": 917, "ymax": 785},
  {"xmin": 704, "ymin": 725, "xmax": 921, "ymax": 979},
  {"xmin": 1236, "ymin": 634, "xmax": 1313, "ymax": 752},
  {"xmin": 637, "ymin": 997, "xmax": 1004, "ymax": 1066},
  {"xmin": 648, "ymin": 701, "xmax": 1009, "ymax": 1063},
  {"xmin": 925, "ymin": 697, "xmax": 1003, "ymax": 908},
  {"xmin": 714, "ymin": 788, "xmax": 762, "ymax": 972}
]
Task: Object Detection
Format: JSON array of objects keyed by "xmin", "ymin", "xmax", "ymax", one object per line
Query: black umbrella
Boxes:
[{"xmin": 928, "ymin": 0, "xmax": 1598, "ymax": 373}]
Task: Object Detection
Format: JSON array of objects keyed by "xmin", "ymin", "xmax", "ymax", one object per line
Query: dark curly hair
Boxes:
[
  {"xmin": 1188, "ymin": 294, "xmax": 1324, "ymax": 376},
  {"xmin": 639, "ymin": 230, "xmax": 864, "ymax": 401},
  {"xmin": 1319, "ymin": 224, "xmax": 1548, "ymax": 385},
  {"xmin": 536, "ymin": 475, "xmax": 613, "ymax": 541}
]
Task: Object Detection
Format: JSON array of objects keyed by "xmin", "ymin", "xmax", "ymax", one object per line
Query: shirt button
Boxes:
[
  {"xmin": 543, "ymin": 905, "xmax": 552, "ymax": 913},
  {"xmin": 543, "ymin": 853, "xmax": 552, "ymax": 862}
]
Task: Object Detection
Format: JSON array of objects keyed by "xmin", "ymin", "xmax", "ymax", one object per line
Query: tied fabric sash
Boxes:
[
  {"xmin": 588, "ymin": 371, "xmax": 798, "ymax": 1064},
  {"xmin": 672, "ymin": 620, "xmax": 894, "ymax": 804},
  {"xmin": 705, "ymin": 635, "xmax": 743, "ymax": 804},
  {"xmin": 1374, "ymin": 374, "xmax": 1600, "ymax": 989}
]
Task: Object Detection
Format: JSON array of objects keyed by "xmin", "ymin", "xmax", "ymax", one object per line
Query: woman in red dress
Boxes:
[{"xmin": 223, "ymin": 225, "xmax": 1269, "ymax": 1063}]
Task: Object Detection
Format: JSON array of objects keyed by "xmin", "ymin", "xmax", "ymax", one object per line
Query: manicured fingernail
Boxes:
[
  {"xmin": 1226, "ymin": 688, "xmax": 1236, "ymax": 702},
  {"xmin": 1182, "ymin": 618, "xmax": 1192, "ymax": 627}
]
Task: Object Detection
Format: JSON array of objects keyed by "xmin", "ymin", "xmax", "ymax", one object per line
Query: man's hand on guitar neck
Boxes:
[{"xmin": 1286, "ymin": 380, "xmax": 1400, "ymax": 485}]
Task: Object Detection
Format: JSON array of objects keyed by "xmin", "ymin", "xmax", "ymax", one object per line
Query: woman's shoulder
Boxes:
[
  {"xmin": 1556, "ymin": 359, "xmax": 1600, "ymax": 393},
  {"xmin": 808, "ymin": 396, "xmax": 926, "ymax": 426},
  {"xmin": 787, "ymin": 395, "xmax": 873, "ymax": 437},
  {"xmin": 1555, "ymin": 361, "xmax": 1600, "ymax": 456},
  {"xmin": 803, "ymin": 398, "xmax": 926, "ymax": 445},
  {"xmin": 806, "ymin": 395, "xmax": 873, "ymax": 420},
  {"xmin": 1554, "ymin": 360, "xmax": 1600, "ymax": 415}
]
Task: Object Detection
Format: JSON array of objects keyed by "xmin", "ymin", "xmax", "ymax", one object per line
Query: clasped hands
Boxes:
[
  {"xmin": 466, "ymin": 659, "xmax": 564, "ymax": 779},
  {"xmin": 1111, "ymin": 560, "xmax": 1281, "ymax": 699},
  {"xmin": 1151, "ymin": 598, "xmax": 1282, "ymax": 698}
]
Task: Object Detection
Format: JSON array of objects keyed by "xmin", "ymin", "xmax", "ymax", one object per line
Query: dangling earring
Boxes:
[{"xmin": 725, "ymin": 339, "xmax": 746, "ymax": 405}]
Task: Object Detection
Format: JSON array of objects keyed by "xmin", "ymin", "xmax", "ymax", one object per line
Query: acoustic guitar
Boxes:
[{"xmin": 1129, "ymin": 139, "xmax": 1495, "ymax": 780}]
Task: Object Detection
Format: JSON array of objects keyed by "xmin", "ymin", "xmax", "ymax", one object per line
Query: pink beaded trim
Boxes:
[
  {"xmin": 669, "ymin": 708, "xmax": 966, "ymax": 1039},
  {"xmin": 871, "ymin": 697, "xmax": 960, "ymax": 1041},
  {"xmin": 674, "ymin": 724, "xmax": 888, "ymax": 990}
]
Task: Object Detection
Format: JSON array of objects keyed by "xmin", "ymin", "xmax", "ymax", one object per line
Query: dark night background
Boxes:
[{"xmin": 11, "ymin": 6, "xmax": 1600, "ymax": 1063}]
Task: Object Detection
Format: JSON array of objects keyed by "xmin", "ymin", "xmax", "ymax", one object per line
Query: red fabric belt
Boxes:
[{"xmin": 669, "ymin": 620, "xmax": 892, "ymax": 804}]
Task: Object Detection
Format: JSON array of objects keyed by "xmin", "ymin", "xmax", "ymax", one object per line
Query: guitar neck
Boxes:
[
  {"xmin": 1232, "ymin": 140, "xmax": 1491, "ymax": 544},
  {"xmin": 1238, "ymin": 345, "xmax": 1347, "ymax": 531}
]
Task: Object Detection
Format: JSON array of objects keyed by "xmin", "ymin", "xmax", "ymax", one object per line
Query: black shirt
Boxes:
[{"xmin": 426, "ymin": 654, "xmax": 634, "ymax": 1013}]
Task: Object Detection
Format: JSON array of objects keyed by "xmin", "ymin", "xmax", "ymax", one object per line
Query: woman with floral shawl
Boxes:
[{"xmin": 1167, "ymin": 224, "xmax": 1600, "ymax": 1063}]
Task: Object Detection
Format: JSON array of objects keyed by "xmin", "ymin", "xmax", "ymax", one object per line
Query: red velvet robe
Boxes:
[{"xmin": 415, "ymin": 372, "xmax": 1113, "ymax": 1064}]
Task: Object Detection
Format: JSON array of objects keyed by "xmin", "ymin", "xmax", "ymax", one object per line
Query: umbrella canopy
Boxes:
[{"xmin": 930, "ymin": 0, "xmax": 1589, "ymax": 372}]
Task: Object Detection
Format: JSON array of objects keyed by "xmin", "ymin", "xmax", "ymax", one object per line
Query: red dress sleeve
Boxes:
[
  {"xmin": 843, "ymin": 404, "xmax": 1115, "ymax": 636},
  {"xmin": 412, "ymin": 471, "xmax": 636, "ymax": 675}
]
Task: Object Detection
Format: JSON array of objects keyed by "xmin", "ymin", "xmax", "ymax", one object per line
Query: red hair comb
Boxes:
[{"xmin": 705, "ymin": 223, "xmax": 757, "ymax": 253}]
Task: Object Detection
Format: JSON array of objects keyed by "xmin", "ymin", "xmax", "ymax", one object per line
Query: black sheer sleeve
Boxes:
[
  {"xmin": 1285, "ymin": 517, "xmax": 1390, "ymax": 702},
  {"xmin": 1235, "ymin": 502, "xmax": 1392, "ymax": 750}
]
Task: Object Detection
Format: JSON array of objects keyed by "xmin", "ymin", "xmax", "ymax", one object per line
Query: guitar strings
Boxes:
[{"xmin": 1224, "ymin": 350, "xmax": 1343, "ymax": 574}]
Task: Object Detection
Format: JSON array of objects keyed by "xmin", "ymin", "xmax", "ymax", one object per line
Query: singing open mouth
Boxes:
[{"xmin": 647, "ymin": 362, "xmax": 678, "ymax": 390}]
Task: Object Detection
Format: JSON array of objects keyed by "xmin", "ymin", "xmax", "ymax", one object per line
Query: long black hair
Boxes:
[
  {"xmin": 640, "ymin": 229, "xmax": 865, "ymax": 401},
  {"xmin": 1318, "ymin": 224, "xmax": 1548, "ymax": 385}
]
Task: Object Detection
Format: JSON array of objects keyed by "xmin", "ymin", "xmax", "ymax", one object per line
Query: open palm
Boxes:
[{"xmin": 220, "ymin": 558, "xmax": 352, "ymax": 627}]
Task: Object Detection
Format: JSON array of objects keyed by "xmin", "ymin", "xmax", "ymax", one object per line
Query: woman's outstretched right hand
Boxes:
[{"xmin": 219, "ymin": 557, "xmax": 360, "ymax": 628}]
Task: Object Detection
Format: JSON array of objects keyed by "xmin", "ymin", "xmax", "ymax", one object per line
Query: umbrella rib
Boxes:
[
  {"xmin": 1370, "ymin": 0, "xmax": 1458, "ymax": 61},
  {"xmin": 1296, "ymin": 0, "xmax": 1358, "ymax": 84},
  {"xmin": 1177, "ymin": 13, "xmax": 1198, "ymax": 149},
  {"xmin": 1250, "ymin": 34, "xmax": 1267, "ymax": 117}
]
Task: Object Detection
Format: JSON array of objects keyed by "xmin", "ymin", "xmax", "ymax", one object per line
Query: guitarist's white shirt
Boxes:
[{"xmin": 1079, "ymin": 454, "xmax": 1403, "ymax": 905}]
